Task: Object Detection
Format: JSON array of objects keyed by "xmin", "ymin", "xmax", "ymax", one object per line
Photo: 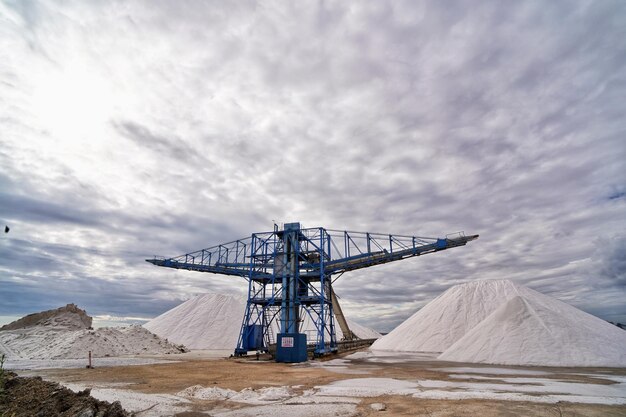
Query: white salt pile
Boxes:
[
  {"xmin": 371, "ymin": 279, "xmax": 626, "ymax": 367},
  {"xmin": 144, "ymin": 294, "xmax": 244, "ymax": 350},
  {"xmin": 145, "ymin": 293, "xmax": 381, "ymax": 350},
  {"xmin": 439, "ymin": 294, "xmax": 626, "ymax": 367},
  {"xmin": 0, "ymin": 304, "xmax": 184, "ymax": 360},
  {"xmin": 372, "ymin": 280, "xmax": 524, "ymax": 352}
]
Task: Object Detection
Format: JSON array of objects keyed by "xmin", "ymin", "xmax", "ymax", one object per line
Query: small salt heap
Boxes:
[{"xmin": 0, "ymin": 304, "xmax": 184, "ymax": 359}]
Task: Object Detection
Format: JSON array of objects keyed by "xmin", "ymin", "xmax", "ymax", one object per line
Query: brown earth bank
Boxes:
[
  {"xmin": 0, "ymin": 371, "xmax": 129, "ymax": 417},
  {"xmin": 21, "ymin": 354, "xmax": 626, "ymax": 417}
]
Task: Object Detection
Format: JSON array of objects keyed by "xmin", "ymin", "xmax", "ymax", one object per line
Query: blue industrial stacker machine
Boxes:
[{"xmin": 147, "ymin": 223, "xmax": 478, "ymax": 363}]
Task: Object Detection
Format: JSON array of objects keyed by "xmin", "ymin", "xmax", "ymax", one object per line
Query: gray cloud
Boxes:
[
  {"xmin": 593, "ymin": 236, "xmax": 626, "ymax": 288},
  {"xmin": 113, "ymin": 120, "xmax": 205, "ymax": 165},
  {"xmin": 1, "ymin": 0, "xmax": 625, "ymax": 332}
]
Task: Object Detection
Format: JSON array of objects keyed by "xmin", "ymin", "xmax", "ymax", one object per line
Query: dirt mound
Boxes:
[
  {"xmin": 0, "ymin": 371, "xmax": 129, "ymax": 416},
  {"xmin": 0, "ymin": 304, "xmax": 92, "ymax": 331}
]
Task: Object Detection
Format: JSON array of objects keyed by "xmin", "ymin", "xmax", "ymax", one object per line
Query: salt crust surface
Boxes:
[
  {"xmin": 5, "ymin": 350, "xmax": 232, "ymax": 371},
  {"xmin": 66, "ymin": 373, "xmax": 626, "ymax": 416},
  {"xmin": 66, "ymin": 374, "xmax": 626, "ymax": 417},
  {"xmin": 58, "ymin": 350, "xmax": 626, "ymax": 417},
  {"xmin": 172, "ymin": 372, "xmax": 626, "ymax": 414},
  {"xmin": 66, "ymin": 383, "xmax": 189, "ymax": 417},
  {"xmin": 4, "ymin": 357, "xmax": 176, "ymax": 371},
  {"xmin": 176, "ymin": 384, "xmax": 359, "ymax": 417},
  {"xmin": 372, "ymin": 279, "xmax": 626, "ymax": 367},
  {"xmin": 314, "ymin": 377, "xmax": 420, "ymax": 397},
  {"xmin": 314, "ymin": 376, "xmax": 626, "ymax": 405},
  {"xmin": 348, "ymin": 350, "xmax": 439, "ymax": 363},
  {"xmin": 306, "ymin": 358, "xmax": 373, "ymax": 374},
  {"xmin": 144, "ymin": 293, "xmax": 381, "ymax": 350},
  {"xmin": 435, "ymin": 367, "xmax": 550, "ymax": 376},
  {"xmin": 211, "ymin": 403, "xmax": 357, "ymax": 417}
]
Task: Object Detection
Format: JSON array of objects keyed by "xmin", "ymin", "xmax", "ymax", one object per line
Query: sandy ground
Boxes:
[{"xmin": 17, "ymin": 350, "xmax": 626, "ymax": 416}]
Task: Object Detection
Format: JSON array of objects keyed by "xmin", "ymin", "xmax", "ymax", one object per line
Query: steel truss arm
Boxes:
[
  {"xmin": 146, "ymin": 229, "xmax": 479, "ymax": 278},
  {"xmin": 146, "ymin": 236, "xmax": 257, "ymax": 278},
  {"xmin": 302, "ymin": 230, "xmax": 478, "ymax": 276}
]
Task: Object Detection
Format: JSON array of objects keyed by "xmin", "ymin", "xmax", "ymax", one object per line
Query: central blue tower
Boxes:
[
  {"xmin": 236, "ymin": 222, "xmax": 337, "ymax": 361},
  {"xmin": 274, "ymin": 222, "xmax": 309, "ymax": 362}
]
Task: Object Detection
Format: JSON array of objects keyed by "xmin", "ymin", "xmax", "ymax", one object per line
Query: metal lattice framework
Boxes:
[{"xmin": 147, "ymin": 223, "xmax": 478, "ymax": 356}]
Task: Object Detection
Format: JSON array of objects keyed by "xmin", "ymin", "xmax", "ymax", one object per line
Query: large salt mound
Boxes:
[
  {"xmin": 439, "ymin": 294, "xmax": 626, "ymax": 367},
  {"xmin": 371, "ymin": 279, "xmax": 626, "ymax": 367},
  {"xmin": 144, "ymin": 294, "xmax": 245, "ymax": 350},
  {"xmin": 145, "ymin": 293, "xmax": 381, "ymax": 350},
  {"xmin": 371, "ymin": 279, "xmax": 525, "ymax": 352}
]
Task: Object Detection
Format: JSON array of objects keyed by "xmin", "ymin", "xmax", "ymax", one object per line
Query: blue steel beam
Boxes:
[
  {"xmin": 315, "ymin": 233, "xmax": 478, "ymax": 276},
  {"xmin": 145, "ymin": 231, "xmax": 477, "ymax": 278}
]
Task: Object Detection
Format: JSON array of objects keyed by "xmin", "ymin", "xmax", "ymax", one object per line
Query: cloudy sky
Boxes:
[{"xmin": 1, "ymin": 0, "xmax": 624, "ymax": 332}]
